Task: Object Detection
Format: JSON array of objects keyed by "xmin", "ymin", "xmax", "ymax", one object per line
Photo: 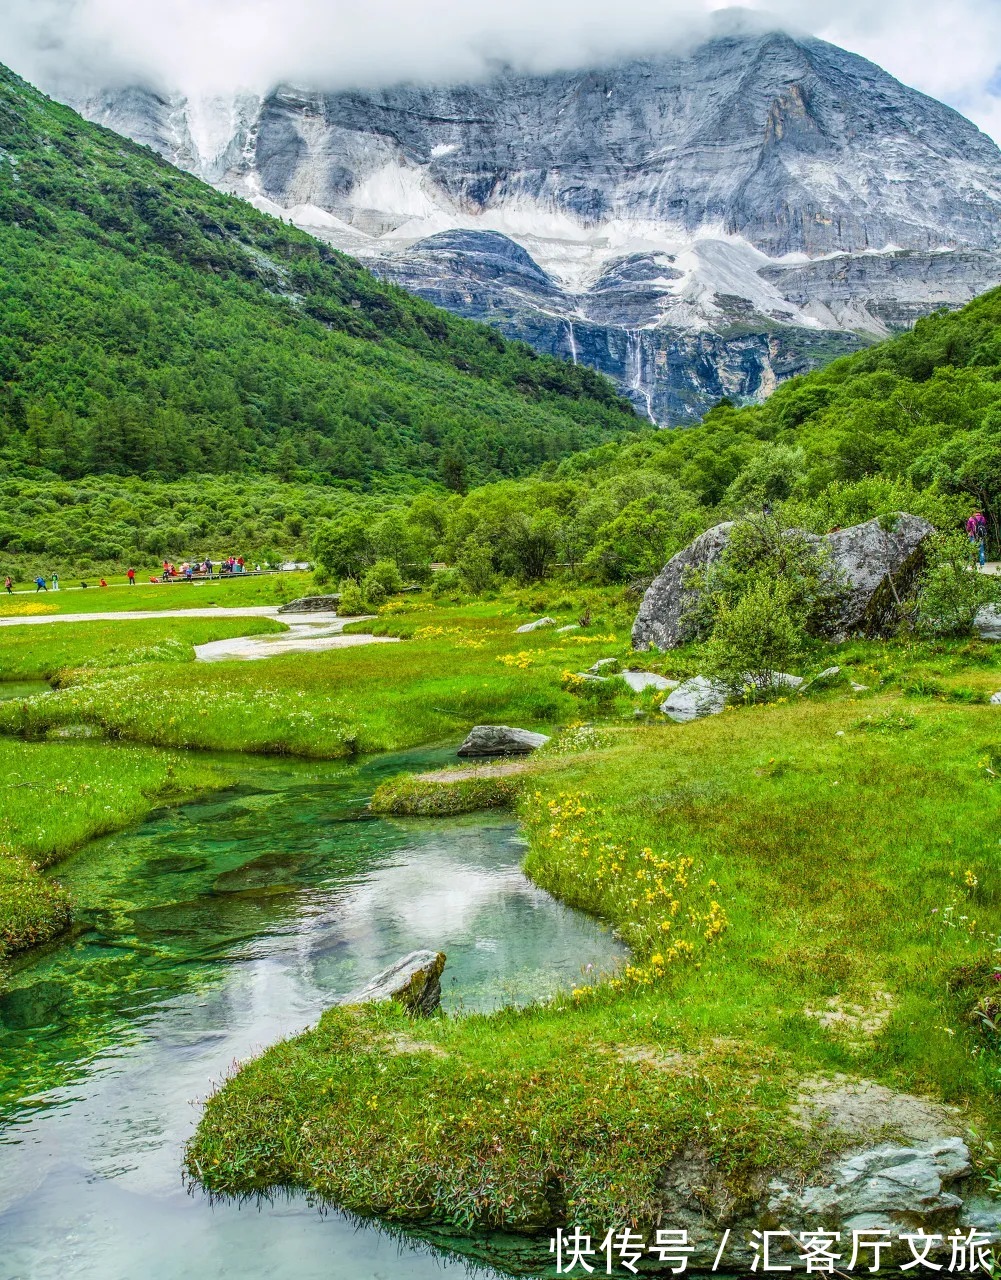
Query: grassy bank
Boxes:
[
  {"xmin": 0, "ymin": 597, "xmax": 642, "ymax": 755},
  {"xmin": 0, "ymin": 615, "xmax": 285, "ymax": 682},
  {"xmin": 187, "ymin": 692, "xmax": 1001, "ymax": 1235},
  {"xmin": 0, "ymin": 739, "xmax": 222, "ymax": 956},
  {"xmin": 0, "ymin": 571, "xmax": 316, "ymax": 616}
]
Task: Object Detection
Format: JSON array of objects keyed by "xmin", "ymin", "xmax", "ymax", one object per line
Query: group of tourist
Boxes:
[{"xmin": 159, "ymin": 556, "xmax": 249, "ymax": 582}]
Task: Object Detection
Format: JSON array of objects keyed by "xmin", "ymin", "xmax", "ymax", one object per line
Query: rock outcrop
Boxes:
[
  {"xmin": 457, "ymin": 725, "xmax": 550, "ymax": 756},
  {"xmin": 633, "ymin": 515, "xmax": 934, "ymax": 650},
  {"xmin": 277, "ymin": 596, "xmax": 340, "ymax": 613},
  {"xmin": 975, "ymin": 605, "xmax": 1001, "ymax": 641},
  {"xmin": 343, "ymin": 950, "xmax": 446, "ymax": 1016},
  {"xmin": 73, "ymin": 23, "xmax": 1001, "ymax": 422}
]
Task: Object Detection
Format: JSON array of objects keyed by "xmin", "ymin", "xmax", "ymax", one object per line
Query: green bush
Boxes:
[
  {"xmin": 363, "ymin": 559, "xmax": 403, "ymax": 600},
  {"xmin": 337, "ymin": 578, "xmax": 368, "ymax": 615},
  {"xmin": 684, "ymin": 515, "xmax": 842, "ymax": 642},
  {"xmin": 915, "ymin": 532, "xmax": 1001, "ymax": 636},
  {"xmin": 704, "ymin": 579, "xmax": 804, "ymax": 696}
]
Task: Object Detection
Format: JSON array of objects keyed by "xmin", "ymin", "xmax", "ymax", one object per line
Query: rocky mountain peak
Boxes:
[{"xmin": 71, "ymin": 29, "xmax": 1001, "ymax": 422}]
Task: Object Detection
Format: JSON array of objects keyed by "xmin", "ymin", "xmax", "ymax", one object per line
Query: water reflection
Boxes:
[{"xmin": 0, "ymin": 748, "xmax": 622, "ymax": 1279}]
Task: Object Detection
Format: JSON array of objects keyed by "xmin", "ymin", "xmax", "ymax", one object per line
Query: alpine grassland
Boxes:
[
  {"xmin": 0, "ymin": 738, "xmax": 221, "ymax": 956},
  {"xmin": 185, "ymin": 692, "xmax": 1001, "ymax": 1235},
  {"xmin": 0, "ymin": 614, "xmax": 285, "ymax": 680},
  {"xmin": 0, "ymin": 594, "xmax": 641, "ymax": 755}
]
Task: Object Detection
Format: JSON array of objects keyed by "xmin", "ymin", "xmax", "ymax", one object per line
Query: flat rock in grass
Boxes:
[
  {"xmin": 990, "ymin": 691, "xmax": 1001, "ymax": 705},
  {"xmin": 805, "ymin": 665, "xmax": 842, "ymax": 689},
  {"xmin": 555, "ymin": 623, "xmax": 580, "ymax": 633},
  {"xmin": 515, "ymin": 616, "xmax": 556, "ymax": 633},
  {"xmin": 343, "ymin": 950, "xmax": 446, "ymax": 1016},
  {"xmin": 457, "ymin": 725, "xmax": 550, "ymax": 756},
  {"xmin": 975, "ymin": 605, "xmax": 1001, "ymax": 640},
  {"xmin": 574, "ymin": 671, "xmax": 609, "ymax": 682},
  {"xmin": 621, "ymin": 670, "xmax": 678, "ymax": 693},
  {"xmin": 661, "ymin": 676, "xmax": 726, "ymax": 722},
  {"xmin": 769, "ymin": 671, "xmax": 804, "ymax": 689},
  {"xmin": 588, "ymin": 657, "xmax": 620, "ymax": 674}
]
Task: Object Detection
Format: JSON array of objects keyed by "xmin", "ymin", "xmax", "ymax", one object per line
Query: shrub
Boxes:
[
  {"xmin": 915, "ymin": 531, "xmax": 1000, "ymax": 636},
  {"xmin": 337, "ymin": 578, "xmax": 368, "ymax": 615},
  {"xmin": 455, "ymin": 537, "xmax": 495, "ymax": 593},
  {"xmin": 684, "ymin": 514, "xmax": 842, "ymax": 642},
  {"xmin": 363, "ymin": 558, "xmax": 403, "ymax": 598},
  {"xmin": 703, "ymin": 579, "xmax": 803, "ymax": 697}
]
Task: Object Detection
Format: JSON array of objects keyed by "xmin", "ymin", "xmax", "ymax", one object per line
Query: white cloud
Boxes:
[{"xmin": 2, "ymin": 0, "xmax": 1001, "ymax": 142}]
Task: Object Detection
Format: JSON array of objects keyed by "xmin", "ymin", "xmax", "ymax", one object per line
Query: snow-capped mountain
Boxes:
[{"xmin": 76, "ymin": 28, "xmax": 1001, "ymax": 421}]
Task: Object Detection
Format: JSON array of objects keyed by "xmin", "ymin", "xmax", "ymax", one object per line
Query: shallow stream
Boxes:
[{"xmin": 0, "ymin": 746, "xmax": 623, "ymax": 1279}]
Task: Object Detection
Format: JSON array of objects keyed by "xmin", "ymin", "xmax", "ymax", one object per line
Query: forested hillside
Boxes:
[{"xmin": 0, "ymin": 64, "xmax": 636, "ymax": 491}]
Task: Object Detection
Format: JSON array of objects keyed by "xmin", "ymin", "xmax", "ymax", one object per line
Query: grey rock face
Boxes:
[
  {"xmin": 634, "ymin": 514, "xmax": 934, "ymax": 649},
  {"xmin": 632, "ymin": 523, "xmax": 734, "ymax": 650},
  {"xmin": 277, "ymin": 595, "xmax": 340, "ymax": 613},
  {"xmin": 975, "ymin": 605, "xmax": 1001, "ymax": 640},
  {"xmin": 72, "ymin": 27, "xmax": 1001, "ymax": 423},
  {"xmin": 515, "ymin": 617, "xmax": 556, "ymax": 633},
  {"xmin": 457, "ymin": 725, "xmax": 550, "ymax": 756},
  {"xmin": 769, "ymin": 1137, "xmax": 971, "ymax": 1225},
  {"xmin": 343, "ymin": 950, "xmax": 446, "ymax": 1016},
  {"xmin": 661, "ymin": 676, "xmax": 727, "ymax": 723}
]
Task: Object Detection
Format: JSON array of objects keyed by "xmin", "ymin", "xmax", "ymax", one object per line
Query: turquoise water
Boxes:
[
  {"xmin": 0, "ymin": 681, "xmax": 49, "ymax": 702},
  {"xmin": 0, "ymin": 747, "xmax": 623, "ymax": 1279}
]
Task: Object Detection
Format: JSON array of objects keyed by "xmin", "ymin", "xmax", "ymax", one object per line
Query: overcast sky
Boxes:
[{"xmin": 4, "ymin": 0, "xmax": 1001, "ymax": 142}]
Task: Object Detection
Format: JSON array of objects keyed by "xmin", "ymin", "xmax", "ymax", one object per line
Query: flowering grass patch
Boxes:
[
  {"xmin": 0, "ymin": 616, "xmax": 285, "ymax": 682},
  {"xmin": 187, "ymin": 693, "xmax": 1001, "ymax": 1246},
  {"xmin": 0, "ymin": 739, "xmax": 220, "ymax": 956},
  {"xmin": 369, "ymin": 772, "xmax": 520, "ymax": 815},
  {"xmin": 0, "ymin": 598, "xmax": 640, "ymax": 755}
]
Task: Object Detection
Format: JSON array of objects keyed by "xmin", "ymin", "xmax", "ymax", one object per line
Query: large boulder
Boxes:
[
  {"xmin": 457, "ymin": 725, "xmax": 550, "ymax": 756},
  {"xmin": 975, "ymin": 605, "xmax": 1001, "ymax": 640},
  {"xmin": 633, "ymin": 514, "xmax": 934, "ymax": 650},
  {"xmin": 661, "ymin": 676, "xmax": 727, "ymax": 722},
  {"xmin": 278, "ymin": 595, "xmax": 340, "ymax": 613},
  {"xmin": 343, "ymin": 950, "xmax": 446, "ymax": 1016}
]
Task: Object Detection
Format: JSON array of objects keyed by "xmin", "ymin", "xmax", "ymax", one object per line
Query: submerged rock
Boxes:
[
  {"xmin": 633, "ymin": 514, "xmax": 934, "ymax": 649},
  {"xmin": 343, "ymin": 950, "xmax": 446, "ymax": 1016},
  {"xmin": 515, "ymin": 616, "xmax": 556, "ymax": 633},
  {"xmin": 457, "ymin": 725, "xmax": 550, "ymax": 756}
]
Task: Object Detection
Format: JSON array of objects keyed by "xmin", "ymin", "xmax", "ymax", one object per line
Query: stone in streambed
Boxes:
[
  {"xmin": 343, "ymin": 950, "xmax": 446, "ymax": 1016},
  {"xmin": 457, "ymin": 725, "xmax": 550, "ymax": 756},
  {"xmin": 278, "ymin": 596, "xmax": 340, "ymax": 613}
]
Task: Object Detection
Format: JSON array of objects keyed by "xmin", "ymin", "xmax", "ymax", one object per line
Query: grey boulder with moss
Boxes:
[
  {"xmin": 633, "ymin": 514, "xmax": 934, "ymax": 650},
  {"xmin": 343, "ymin": 950, "xmax": 446, "ymax": 1016},
  {"xmin": 457, "ymin": 725, "xmax": 550, "ymax": 756}
]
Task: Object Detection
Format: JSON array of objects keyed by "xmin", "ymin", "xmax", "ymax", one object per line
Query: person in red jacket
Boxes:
[{"xmin": 127, "ymin": 567, "xmax": 136, "ymax": 586}]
